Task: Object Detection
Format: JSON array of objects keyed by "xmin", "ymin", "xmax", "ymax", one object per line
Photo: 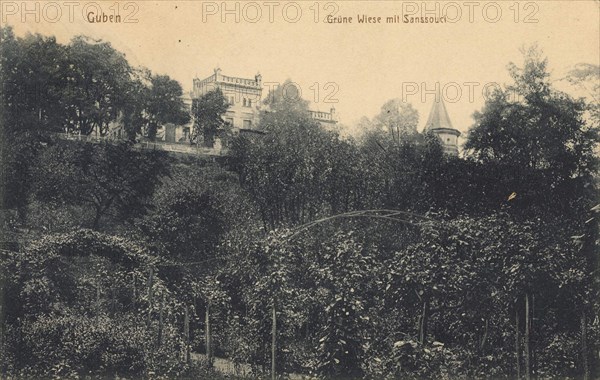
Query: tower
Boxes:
[{"xmin": 424, "ymin": 97, "xmax": 461, "ymax": 156}]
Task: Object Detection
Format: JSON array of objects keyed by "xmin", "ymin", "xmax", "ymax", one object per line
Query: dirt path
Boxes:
[{"xmin": 191, "ymin": 353, "xmax": 312, "ymax": 379}]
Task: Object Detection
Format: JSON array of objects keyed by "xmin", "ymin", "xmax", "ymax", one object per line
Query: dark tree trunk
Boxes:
[
  {"xmin": 132, "ymin": 273, "xmax": 137, "ymax": 310},
  {"xmin": 581, "ymin": 312, "xmax": 589, "ymax": 380},
  {"xmin": 480, "ymin": 318, "xmax": 489, "ymax": 352},
  {"xmin": 93, "ymin": 206, "xmax": 102, "ymax": 229},
  {"xmin": 532, "ymin": 294, "xmax": 536, "ymax": 376},
  {"xmin": 0, "ymin": 283, "xmax": 4, "ymax": 359},
  {"xmin": 146, "ymin": 268, "xmax": 154, "ymax": 328},
  {"xmin": 524, "ymin": 293, "xmax": 531, "ymax": 380},
  {"xmin": 272, "ymin": 300, "xmax": 277, "ymax": 380},
  {"xmin": 206, "ymin": 302, "xmax": 213, "ymax": 367},
  {"xmin": 110, "ymin": 287, "xmax": 116, "ymax": 316},
  {"xmin": 516, "ymin": 306, "xmax": 521, "ymax": 379},
  {"xmin": 419, "ymin": 300, "xmax": 428, "ymax": 344},
  {"xmin": 96, "ymin": 284, "xmax": 101, "ymax": 312},
  {"xmin": 158, "ymin": 293, "xmax": 164, "ymax": 347},
  {"xmin": 184, "ymin": 305, "xmax": 190, "ymax": 364}
]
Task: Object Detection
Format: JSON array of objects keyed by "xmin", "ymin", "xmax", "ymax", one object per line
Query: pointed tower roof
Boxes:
[{"xmin": 425, "ymin": 97, "xmax": 454, "ymax": 132}]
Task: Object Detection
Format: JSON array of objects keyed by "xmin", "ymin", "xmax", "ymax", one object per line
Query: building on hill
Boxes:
[
  {"xmin": 192, "ymin": 68, "xmax": 263, "ymax": 134},
  {"xmin": 309, "ymin": 107, "xmax": 338, "ymax": 129},
  {"xmin": 105, "ymin": 68, "xmax": 342, "ymax": 153},
  {"xmin": 424, "ymin": 98, "xmax": 461, "ymax": 156},
  {"xmin": 191, "ymin": 68, "xmax": 338, "ymax": 135}
]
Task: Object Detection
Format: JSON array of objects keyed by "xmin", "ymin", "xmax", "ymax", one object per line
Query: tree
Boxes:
[
  {"xmin": 118, "ymin": 71, "xmax": 190, "ymax": 141},
  {"xmin": 231, "ymin": 82, "xmax": 350, "ymax": 228},
  {"xmin": 191, "ymin": 88, "xmax": 230, "ymax": 147},
  {"xmin": 466, "ymin": 46, "xmax": 598, "ymax": 178},
  {"xmin": 372, "ymin": 99, "xmax": 419, "ymax": 144},
  {"xmin": 144, "ymin": 74, "xmax": 190, "ymax": 141},
  {"xmin": 0, "ymin": 27, "xmax": 60, "ymax": 217},
  {"xmin": 120, "ymin": 68, "xmax": 151, "ymax": 140},
  {"xmin": 62, "ymin": 36, "xmax": 133, "ymax": 136},
  {"xmin": 565, "ymin": 63, "xmax": 599, "ymax": 127},
  {"xmin": 31, "ymin": 140, "xmax": 167, "ymax": 229},
  {"xmin": 137, "ymin": 164, "xmax": 258, "ymax": 264},
  {"xmin": 263, "ymin": 79, "xmax": 311, "ymax": 114},
  {"xmin": 0, "ymin": 27, "xmax": 71, "ymax": 135}
]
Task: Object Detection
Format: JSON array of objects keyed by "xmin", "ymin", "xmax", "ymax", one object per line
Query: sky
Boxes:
[{"xmin": 4, "ymin": 0, "xmax": 600, "ymax": 137}]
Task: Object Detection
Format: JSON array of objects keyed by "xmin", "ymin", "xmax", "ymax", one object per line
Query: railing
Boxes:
[
  {"xmin": 53, "ymin": 133, "xmax": 227, "ymax": 156},
  {"xmin": 54, "ymin": 132, "xmax": 116, "ymax": 142},
  {"xmin": 138, "ymin": 141, "xmax": 226, "ymax": 156},
  {"xmin": 309, "ymin": 110, "xmax": 334, "ymax": 121},
  {"xmin": 220, "ymin": 75, "xmax": 259, "ymax": 87},
  {"xmin": 194, "ymin": 75, "xmax": 217, "ymax": 87}
]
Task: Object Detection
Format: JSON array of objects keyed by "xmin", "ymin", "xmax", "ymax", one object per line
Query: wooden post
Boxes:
[
  {"xmin": 158, "ymin": 292, "xmax": 164, "ymax": 347},
  {"xmin": 0, "ymin": 284, "xmax": 4, "ymax": 363},
  {"xmin": 515, "ymin": 306, "xmax": 521, "ymax": 379},
  {"xmin": 480, "ymin": 318, "xmax": 489, "ymax": 352},
  {"xmin": 96, "ymin": 284, "xmax": 101, "ymax": 312},
  {"xmin": 581, "ymin": 312, "xmax": 589, "ymax": 380},
  {"xmin": 271, "ymin": 300, "xmax": 277, "ymax": 380},
  {"xmin": 524, "ymin": 293, "xmax": 531, "ymax": 380},
  {"xmin": 531, "ymin": 294, "xmax": 536, "ymax": 377},
  {"xmin": 111, "ymin": 287, "xmax": 116, "ymax": 316},
  {"xmin": 184, "ymin": 305, "xmax": 190, "ymax": 364},
  {"xmin": 206, "ymin": 302, "xmax": 213, "ymax": 367},
  {"xmin": 147, "ymin": 268, "xmax": 154, "ymax": 328},
  {"xmin": 132, "ymin": 272, "xmax": 137, "ymax": 310},
  {"xmin": 419, "ymin": 301, "xmax": 428, "ymax": 344}
]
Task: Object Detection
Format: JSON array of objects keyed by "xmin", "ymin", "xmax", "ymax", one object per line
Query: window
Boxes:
[
  {"xmin": 243, "ymin": 120, "xmax": 252, "ymax": 129},
  {"xmin": 243, "ymin": 98, "xmax": 247, "ymax": 107},
  {"xmin": 248, "ymin": 99, "xmax": 252, "ymax": 107}
]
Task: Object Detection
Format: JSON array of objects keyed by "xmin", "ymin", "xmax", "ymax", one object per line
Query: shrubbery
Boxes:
[{"xmin": 0, "ymin": 230, "xmax": 193, "ymax": 378}]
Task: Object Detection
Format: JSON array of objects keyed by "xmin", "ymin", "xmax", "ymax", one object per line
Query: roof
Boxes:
[{"xmin": 424, "ymin": 98, "xmax": 454, "ymax": 132}]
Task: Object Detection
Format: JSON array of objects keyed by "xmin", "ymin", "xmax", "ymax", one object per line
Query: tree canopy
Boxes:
[{"xmin": 192, "ymin": 88, "xmax": 230, "ymax": 147}]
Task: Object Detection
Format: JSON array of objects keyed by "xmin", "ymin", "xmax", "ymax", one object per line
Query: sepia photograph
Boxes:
[{"xmin": 0, "ymin": 0, "xmax": 599, "ymax": 378}]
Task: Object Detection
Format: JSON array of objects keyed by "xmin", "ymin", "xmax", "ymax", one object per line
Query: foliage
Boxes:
[
  {"xmin": 192, "ymin": 88, "xmax": 231, "ymax": 147},
  {"xmin": 361, "ymin": 99, "xmax": 420, "ymax": 144},
  {"xmin": 31, "ymin": 140, "xmax": 168, "ymax": 229},
  {"xmin": 263, "ymin": 79, "xmax": 311, "ymax": 114},
  {"xmin": 123, "ymin": 72, "xmax": 191, "ymax": 141},
  {"xmin": 0, "ymin": 25, "xmax": 187, "ymax": 219},
  {"xmin": 0, "ymin": 230, "xmax": 192, "ymax": 378},
  {"xmin": 146, "ymin": 74, "xmax": 191, "ymax": 140},
  {"xmin": 137, "ymin": 163, "xmax": 258, "ymax": 264},
  {"xmin": 565, "ymin": 63, "xmax": 600, "ymax": 126},
  {"xmin": 466, "ymin": 46, "xmax": 598, "ymax": 190},
  {"xmin": 232, "ymin": 81, "xmax": 380, "ymax": 228},
  {"xmin": 212, "ymin": 212, "xmax": 596, "ymax": 379},
  {"xmin": 61, "ymin": 35, "xmax": 133, "ymax": 136},
  {"xmin": 0, "ymin": 27, "xmax": 56, "ymax": 216}
]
